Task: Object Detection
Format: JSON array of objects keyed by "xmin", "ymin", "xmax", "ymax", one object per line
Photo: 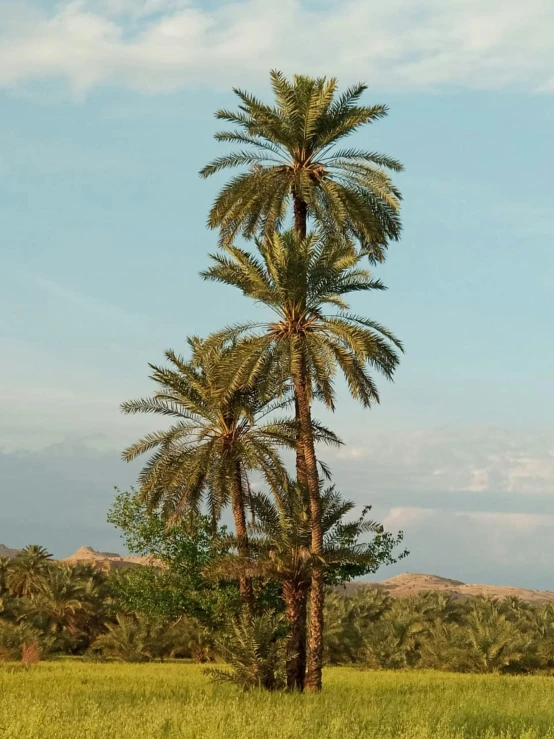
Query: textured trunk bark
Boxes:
[
  {"xmin": 231, "ymin": 461, "xmax": 254, "ymax": 618},
  {"xmin": 283, "ymin": 580, "xmax": 308, "ymax": 691},
  {"xmin": 292, "ymin": 345, "xmax": 324, "ymax": 692},
  {"xmin": 294, "ymin": 396, "xmax": 308, "ymax": 487},
  {"xmin": 293, "ymin": 192, "xmax": 308, "ymax": 240}
]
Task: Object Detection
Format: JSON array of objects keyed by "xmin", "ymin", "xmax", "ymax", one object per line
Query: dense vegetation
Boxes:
[
  {"xmin": 3, "ymin": 663, "xmax": 554, "ymax": 739},
  {"xmin": 2, "ymin": 543, "xmax": 554, "ymax": 676}
]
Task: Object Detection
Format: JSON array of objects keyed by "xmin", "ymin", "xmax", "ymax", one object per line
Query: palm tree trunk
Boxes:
[
  {"xmin": 291, "ymin": 343, "xmax": 324, "ymax": 692},
  {"xmin": 283, "ymin": 580, "xmax": 308, "ymax": 691},
  {"xmin": 294, "ymin": 397, "xmax": 308, "ymax": 486},
  {"xmin": 231, "ymin": 461, "xmax": 254, "ymax": 618},
  {"xmin": 293, "ymin": 192, "xmax": 307, "ymax": 239}
]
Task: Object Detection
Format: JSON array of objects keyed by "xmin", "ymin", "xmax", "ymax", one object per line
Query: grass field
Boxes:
[{"xmin": 1, "ymin": 662, "xmax": 554, "ymax": 739}]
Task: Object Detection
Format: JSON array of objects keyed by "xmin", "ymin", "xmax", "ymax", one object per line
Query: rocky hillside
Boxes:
[
  {"xmin": 344, "ymin": 573, "xmax": 554, "ymax": 605},
  {"xmin": 63, "ymin": 546, "xmax": 159, "ymax": 570},
  {"xmin": 0, "ymin": 544, "xmax": 21, "ymax": 559},
  {"xmin": 0, "ymin": 544, "xmax": 156, "ymax": 569}
]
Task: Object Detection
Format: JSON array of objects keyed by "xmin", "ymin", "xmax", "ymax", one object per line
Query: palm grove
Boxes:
[
  {"xmin": 1, "ymin": 73, "xmax": 407, "ymax": 689},
  {"xmin": 122, "ymin": 72, "xmax": 407, "ymax": 692}
]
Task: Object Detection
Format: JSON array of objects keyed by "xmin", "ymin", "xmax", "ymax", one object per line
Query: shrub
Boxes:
[{"xmin": 207, "ymin": 612, "xmax": 288, "ymax": 691}]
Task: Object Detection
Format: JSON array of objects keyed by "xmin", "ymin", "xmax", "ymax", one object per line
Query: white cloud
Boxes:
[
  {"xmin": 0, "ymin": 0, "xmax": 553, "ymax": 95},
  {"xmin": 376, "ymin": 505, "xmax": 554, "ymax": 587},
  {"xmin": 383, "ymin": 506, "xmax": 436, "ymax": 530},
  {"xmin": 331, "ymin": 426, "xmax": 554, "ymax": 495}
]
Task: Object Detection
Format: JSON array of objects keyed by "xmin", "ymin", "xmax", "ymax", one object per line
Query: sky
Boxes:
[{"xmin": 1, "ymin": 0, "xmax": 553, "ymax": 589}]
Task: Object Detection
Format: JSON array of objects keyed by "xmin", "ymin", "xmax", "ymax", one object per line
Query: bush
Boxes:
[
  {"xmin": 0, "ymin": 620, "xmax": 44, "ymax": 662},
  {"xmin": 207, "ymin": 612, "xmax": 288, "ymax": 691}
]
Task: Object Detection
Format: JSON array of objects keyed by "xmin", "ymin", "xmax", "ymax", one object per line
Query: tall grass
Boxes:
[{"xmin": 1, "ymin": 662, "xmax": 553, "ymax": 738}]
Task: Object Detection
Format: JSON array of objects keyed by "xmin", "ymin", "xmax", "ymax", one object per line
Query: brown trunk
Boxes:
[
  {"xmin": 294, "ymin": 396, "xmax": 308, "ymax": 487},
  {"xmin": 283, "ymin": 580, "xmax": 308, "ymax": 691},
  {"xmin": 292, "ymin": 345, "xmax": 324, "ymax": 692},
  {"xmin": 231, "ymin": 461, "xmax": 254, "ymax": 617},
  {"xmin": 293, "ymin": 192, "xmax": 308, "ymax": 240}
]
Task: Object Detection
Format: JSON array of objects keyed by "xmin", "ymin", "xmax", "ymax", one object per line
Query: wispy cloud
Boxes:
[
  {"xmin": 1, "ymin": 0, "xmax": 553, "ymax": 96},
  {"xmin": 331, "ymin": 426, "xmax": 554, "ymax": 496},
  {"xmin": 19, "ymin": 270, "xmax": 140, "ymax": 326}
]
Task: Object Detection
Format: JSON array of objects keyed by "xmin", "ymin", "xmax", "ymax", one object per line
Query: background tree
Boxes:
[
  {"xmin": 120, "ymin": 337, "xmax": 295, "ymax": 615},
  {"xmin": 200, "ymin": 70, "xmax": 403, "ymax": 262},
  {"xmin": 108, "ymin": 488, "xmax": 243, "ymax": 628},
  {"xmin": 7, "ymin": 545, "xmax": 53, "ymax": 597},
  {"xmin": 203, "ymin": 229, "xmax": 402, "ymax": 690}
]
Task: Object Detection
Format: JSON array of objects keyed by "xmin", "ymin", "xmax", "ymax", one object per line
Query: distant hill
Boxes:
[
  {"xmin": 63, "ymin": 546, "xmax": 159, "ymax": 570},
  {"xmin": 2, "ymin": 543, "xmax": 553, "ymax": 604},
  {"xmin": 0, "ymin": 544, "xmax": 21, "ymax": 559},
  {"xmin": 0, "ymin": 543, "xmax": 157, "ymax": 570},
  {"xmin": 343, "ymin": 573, "xmax": 554, "ymax": 606}
]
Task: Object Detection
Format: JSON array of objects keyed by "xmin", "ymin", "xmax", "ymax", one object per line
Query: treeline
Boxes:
[
  {"xmin": 326, "ymin": 588, "xmax": 554, "ymax": 674},
  {"xmin": 3, "ymin": 543, "xmax": 554, "ymax": 675},
  {"xmin": 0, "ymin": 543, "xmax": 223, "ymax": 664}
]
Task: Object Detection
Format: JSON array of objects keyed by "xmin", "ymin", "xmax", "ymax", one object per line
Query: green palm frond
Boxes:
[
  {"xmin": 203, "ymin": 230, "xmax": 402, "ymax": 411},
  {"xmin": 200, "ymin": 71, "xmax": 403, "ymax": 257}
]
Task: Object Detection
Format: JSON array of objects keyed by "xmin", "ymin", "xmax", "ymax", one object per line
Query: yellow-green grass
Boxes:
[{"xmin": 1, "ymin": 662, "xmax": 554, "ymax": 738}]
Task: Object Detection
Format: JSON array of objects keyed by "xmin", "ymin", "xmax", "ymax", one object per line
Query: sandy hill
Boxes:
[
  {"xmin": 345, "ymin": 573, "xmax": 554, "ymax": 605},
  {"xmin": 63, "ymin": 546, "xmax": 158, "ymax": 570},
  {"xmin": 0, "ymin": 543, "xmax": 158, "ymax": 569},
  {"xmin": 0, "ymin": 544, "xmax": 22, "ymax": 559}
]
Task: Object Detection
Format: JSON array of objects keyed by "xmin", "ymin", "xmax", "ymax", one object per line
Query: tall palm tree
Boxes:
[
  {"xmin": 202, "ymin": 230, "xmax": 402, "ymax": 690},
  {"xmin": 121, "ymin": 337, "xmax": 305, "ymax": 615},
  {"xmin": 200, "ymin": 70, "xmax": 403, "ymax": 262},
  {"xmin": 7, "ymin": 545, "xmax": 53, "ymax": 597},
  {"xmin": 212, "ymin": 482, "xmax": 386, "ymax": 690}
]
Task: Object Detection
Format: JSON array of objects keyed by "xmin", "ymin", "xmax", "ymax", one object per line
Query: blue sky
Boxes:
[{"xmin": 1, "ymin": 0, "xmax": 554, "ymax": 588}]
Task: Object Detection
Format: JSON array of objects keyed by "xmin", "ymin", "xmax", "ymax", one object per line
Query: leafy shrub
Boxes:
[
  {"xmin": 0, "ymin": 620, "xmax": 43, "ymax": 661},
  {"xmin": 207, "ymin": 612, "xmax": 288, "ymax": 691}
]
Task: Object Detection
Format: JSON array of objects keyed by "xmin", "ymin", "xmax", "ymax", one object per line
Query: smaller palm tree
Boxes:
[
  {"xmin": 92, "ymin": 614, "xmax": 150, "ymax": 663},
  {"xmin": 7, "ymin": 545, "xmax": 53, "ymax": 597},
  {"xmin": 121, "ymin": 337, "xmax": 303, "ymax": 615},
  {"xmin": 207, "ymin": 611, "xmax": 288, "ymax": 691},
  {"xmin": 27, "ymin": 565, "xmax": 93, "ymax": 638},
  {"xmin": 211, "ymin": 482, "xmax": 393, "ymax": 690}
]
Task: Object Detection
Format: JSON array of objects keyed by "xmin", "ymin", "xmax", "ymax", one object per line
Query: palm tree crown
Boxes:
[
  {"xmin": 200, "ymin": 70, "xmax": 403, "ymax": 261},
  {"xmin": 203, "ymin": 230, "xmax": 403, "ymax": 410},
  {"xmin": 7, "ymin": 545, "xmax": 53, "ymax": 597},
  {"xmin": 121, "ymin": 337, "xmax": 292, "ymax": 522}
]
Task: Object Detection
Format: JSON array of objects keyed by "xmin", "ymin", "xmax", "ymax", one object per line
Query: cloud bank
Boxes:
[
  {"xmin": 2, "ymin": 427, "xmax": 554, "ymax": 587},
  {"xmin": 1, "ymin": 0, "xmax": 553, "ymax": 95}
]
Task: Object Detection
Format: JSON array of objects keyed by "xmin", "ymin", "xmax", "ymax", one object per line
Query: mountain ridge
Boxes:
[{"xmin": 2, "ymin": 544, "xmax": 553, "ymax": 603}]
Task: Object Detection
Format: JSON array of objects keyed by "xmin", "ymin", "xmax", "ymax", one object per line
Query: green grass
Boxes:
[{"xmin": 1, "ymin": 662, "xmax": 554, "ymax": 738}]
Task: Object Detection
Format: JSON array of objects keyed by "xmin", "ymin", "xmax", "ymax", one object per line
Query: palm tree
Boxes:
[
  {"xmin": 200, "ymin": 70, "xmax": 403, "ymax": 262},
  {"xmin": 7, "ymin": 545, "xmax": 53, "ymax": 597},
  {"xmin": 212, "ymin": 483, "xmax": 390, "ymax": 691},
  {"xmin": 0, "ymin": 557, "xmax": 11, "ymax": 596},
  {"xmin": 121, "ymin": 337, "xmax": 301, "ymax": 616},
  {"xmin": 27, "ymin": 565, "xmax": 93, "ymax": 637},
  {"xmin": 202, "ymin": 229, "xmax": 402, "ymax": 690}
]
